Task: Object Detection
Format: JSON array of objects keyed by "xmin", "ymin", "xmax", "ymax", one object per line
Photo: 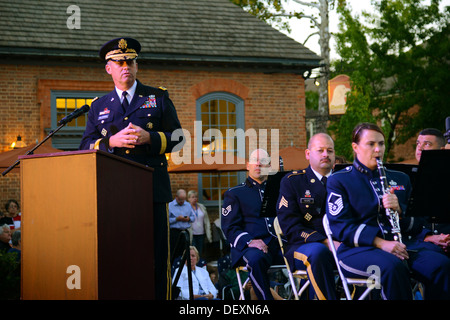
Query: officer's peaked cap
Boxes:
[{"xmin": 99, "ymin": 37, "xmax": 141, "ymax": 61}]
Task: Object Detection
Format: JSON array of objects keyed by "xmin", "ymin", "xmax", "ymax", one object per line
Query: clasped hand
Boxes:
[
  {"xmin": 109, "ymin": 122, "xmax": 150, "ymax": 148},
  {"xmin": 248, "ymin": 239, "xmax": 268, "ymax": 254}
]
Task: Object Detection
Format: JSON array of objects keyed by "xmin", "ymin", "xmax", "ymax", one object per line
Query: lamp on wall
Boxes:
[{"xmin": 10, "ymin": 135, "xmax": 26, "ymax": 149}]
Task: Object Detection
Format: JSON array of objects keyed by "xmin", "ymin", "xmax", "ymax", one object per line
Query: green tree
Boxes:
[
  {"xmin": 230, "ymin": 0, "xmax": 305, "ymax": 32},
  {"xmin": 331, "ymin": 0, "xmax": 449, "ymax": 160}
]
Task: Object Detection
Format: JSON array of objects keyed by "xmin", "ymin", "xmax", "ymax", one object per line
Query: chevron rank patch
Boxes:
[
  {"xmin": 278, "ymin": 196, "xmax": 288, "ymax": 209},
  {"xmin": 328, "ymin": 192, "xmax": 344, "ymax": 216},
  {"xmin": 222, "ymin": 204, "xmax": 232, "ymax": 216}
]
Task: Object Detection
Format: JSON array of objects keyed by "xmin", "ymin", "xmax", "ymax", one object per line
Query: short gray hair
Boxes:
[{"xmin": 0, "ymin": 224, "xmax": 10, "ymax": 235}]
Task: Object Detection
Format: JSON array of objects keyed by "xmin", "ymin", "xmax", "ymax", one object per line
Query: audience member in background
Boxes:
[
  {"xmin": 187, "ymin": 190, "xmax": 212, "ymax": 258},
  {"xmin": 8, "ymin": 230, "xmax": 21, "ymax": 262},
  {"xmin": 1, "ymin": 200, "xmax": 21, "ymax": 231},
  {"xmin": 172, "ymin": 246, "xmax": 218, "ymax": 300},
  {"xmin": 0, "ymin": 224, "xmax": 12, "ymax": 252},
  {"xmin": 169, "ymin": 189, "xmax": 196, "ymax": 257}
]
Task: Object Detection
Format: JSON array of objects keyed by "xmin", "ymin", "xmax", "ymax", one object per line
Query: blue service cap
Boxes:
[{"xmin": 99, "ymin": 37, "xmax": 141, "ymax": 61}]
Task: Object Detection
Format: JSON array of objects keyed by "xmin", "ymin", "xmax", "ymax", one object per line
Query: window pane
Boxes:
[
  {"xmin": 210, "ymin": 100, "xmax": 217, "ymax": 113},
  {"xmin": 228, "ymin": 102, "xmax": 236, "ymax": 113},
  {"xmin": 201, "ymin": 102, "xmax": 209, "ymax": 113},
  {"xmin": 219, "ymin": 100, "xmax": 227, "ymax": 113},
  {"xmin": 55, "ymin": 96, "xmax": 94, "ymax": 129},
  {"xmin": 199, "ymin": 95, "xmax": 243, "ymax": 204}
]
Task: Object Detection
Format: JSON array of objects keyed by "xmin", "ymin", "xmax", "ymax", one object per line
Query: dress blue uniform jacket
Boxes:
[
  {"xmin": 276, "ymin": 166, "xmax": 328, "ymax": 270},
  {"xmin": 221, "ymin": 177, "xmax": 277, "ymax": 267},
  {"xmin": 326, "ymin": 158, "xmax": 428, "ymax": 259},
  {"xmin": 79, "ymin": 80, "xmax": 183, "ymax": 203}
]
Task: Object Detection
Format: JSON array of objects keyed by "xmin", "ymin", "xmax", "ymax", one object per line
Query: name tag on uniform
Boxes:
[{"xmin": 300, "ymin": 198, "xmax": 314, "ymax": 204}]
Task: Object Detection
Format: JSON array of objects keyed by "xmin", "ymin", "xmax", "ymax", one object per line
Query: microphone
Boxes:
[
  {"xmin": 57, "ymin": 97, "xmax": 98, "ymax": 126},
  {"xmin": 58, "ymin": 104, "xmax": 90, "ymax": 126}
]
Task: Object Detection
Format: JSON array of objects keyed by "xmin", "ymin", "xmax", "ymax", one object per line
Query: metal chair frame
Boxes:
[
  {"xmin": 273, "ymin": 216, "xmax": 310, "ymax": 300},
  {"xmin": 322, "ymin": 215, "xmax": 379, "ymax": 300}
]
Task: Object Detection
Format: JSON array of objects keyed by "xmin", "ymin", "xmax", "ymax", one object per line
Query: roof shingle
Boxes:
[{"xmin": 0, "ymin": 0, "xmax": 321, "ymax": 69}]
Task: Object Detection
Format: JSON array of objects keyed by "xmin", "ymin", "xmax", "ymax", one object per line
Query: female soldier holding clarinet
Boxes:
[{"xmin": 326, "ymin": 122, "xmax": 450, "ymax": 300}]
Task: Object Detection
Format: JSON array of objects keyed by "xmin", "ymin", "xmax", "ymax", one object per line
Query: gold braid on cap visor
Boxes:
[{"xmin": 105, "ymin": 48, "xmax": 138, "ymax": 61}]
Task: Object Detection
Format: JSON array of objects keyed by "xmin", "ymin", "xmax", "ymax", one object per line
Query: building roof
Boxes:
[{"xmin": 0, "ymin": 0, "xmax": 321, "ymax": 72}]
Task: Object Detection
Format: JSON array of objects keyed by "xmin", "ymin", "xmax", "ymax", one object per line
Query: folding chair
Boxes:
[
  {"xmin": 322, "ymin": 215, "xmax": 379, "ymax": 300},
  {"xmin": 273, "ymin": 216, "xmax": 310, "ymax": 300},
  {"xmin": 235, "ymin": 222, "xmax": 290, "ymax": 300},
  {"xmin": 235, "ymin": 264, "xmax": 287, "ymax": 300}
]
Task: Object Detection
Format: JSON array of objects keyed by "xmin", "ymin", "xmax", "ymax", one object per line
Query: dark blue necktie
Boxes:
[
  {"xmin": 121, "ymin": 91, "xmax": 129, "ymax": 113},
  {"xmin": 321, "ymin": 176, "xmax": 327, "ymax": 187}
]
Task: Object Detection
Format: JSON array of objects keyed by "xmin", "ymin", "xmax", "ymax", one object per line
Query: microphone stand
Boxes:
[
  {"xmin": 2, "ymin": 123, "xmax": 66, "ymax": 176},
  {"xmin": 2, "ymin": 98, "xmax": 96, "ymax": 177}
]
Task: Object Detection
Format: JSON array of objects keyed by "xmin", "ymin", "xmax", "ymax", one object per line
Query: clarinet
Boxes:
[{"xmin": 375, "ymin": 157, "xmax": 403, "ymax": 243}]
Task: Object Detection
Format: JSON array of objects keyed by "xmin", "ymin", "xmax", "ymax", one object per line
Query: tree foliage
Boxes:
[
  {"xmin": 230, "ymin": 0, "xmax": 306, "ymax": 32},
  {"xmin": 331, "ymin": 0, "xmax": 450, "ymax": 161}
]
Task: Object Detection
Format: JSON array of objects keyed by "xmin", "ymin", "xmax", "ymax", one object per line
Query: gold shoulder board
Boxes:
[{"xmin": 288, "ymin": 169, "xmax": 306, "ymax": 178}]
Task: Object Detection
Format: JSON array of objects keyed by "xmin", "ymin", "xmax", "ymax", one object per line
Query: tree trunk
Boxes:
[{"xmin": 317, "ymin": 0, "xmax": 330, "ymax": 133}]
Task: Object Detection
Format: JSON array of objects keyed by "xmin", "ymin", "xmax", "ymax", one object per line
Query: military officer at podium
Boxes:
[{"xmin": 79, "ymin": 37, "xmax": 184, "ymax": 300}]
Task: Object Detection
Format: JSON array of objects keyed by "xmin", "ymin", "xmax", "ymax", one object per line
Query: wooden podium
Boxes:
[{"xmin": 20, "ymin": 150, "xmax": 154, "ymax": 299}]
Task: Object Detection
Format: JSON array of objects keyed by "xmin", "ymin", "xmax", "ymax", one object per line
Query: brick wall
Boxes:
[{"xmin": 0, "ymin": 62, "xmax": 306, "ymax": 209}]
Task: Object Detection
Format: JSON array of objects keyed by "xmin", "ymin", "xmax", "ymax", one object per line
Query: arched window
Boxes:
[{"xmin": 196, "ymin": 92, "xmax": 246, "ymax": 205}]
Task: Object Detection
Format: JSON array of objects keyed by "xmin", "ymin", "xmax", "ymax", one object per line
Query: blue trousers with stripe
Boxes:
[
  {"xmin": 294, "ymin": 242, "xmax": 338, "ymax": 300},
  {"xmin": 241, "ymin": 239, "xmax": 284, "ymax": 300},
  {"xmin": 338, "ymin": 241, "xmax": 450, "ymax": 300}
]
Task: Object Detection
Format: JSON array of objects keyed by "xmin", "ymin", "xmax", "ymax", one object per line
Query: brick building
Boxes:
[{"xmin": 0, "ymin": 0, "xmax": 321, "ymax": 216}]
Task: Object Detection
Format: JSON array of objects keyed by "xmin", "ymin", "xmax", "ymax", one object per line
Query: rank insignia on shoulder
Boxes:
[{"xmin": 158, "ymin": 86, "xmax": 167, "ymax": 91}]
